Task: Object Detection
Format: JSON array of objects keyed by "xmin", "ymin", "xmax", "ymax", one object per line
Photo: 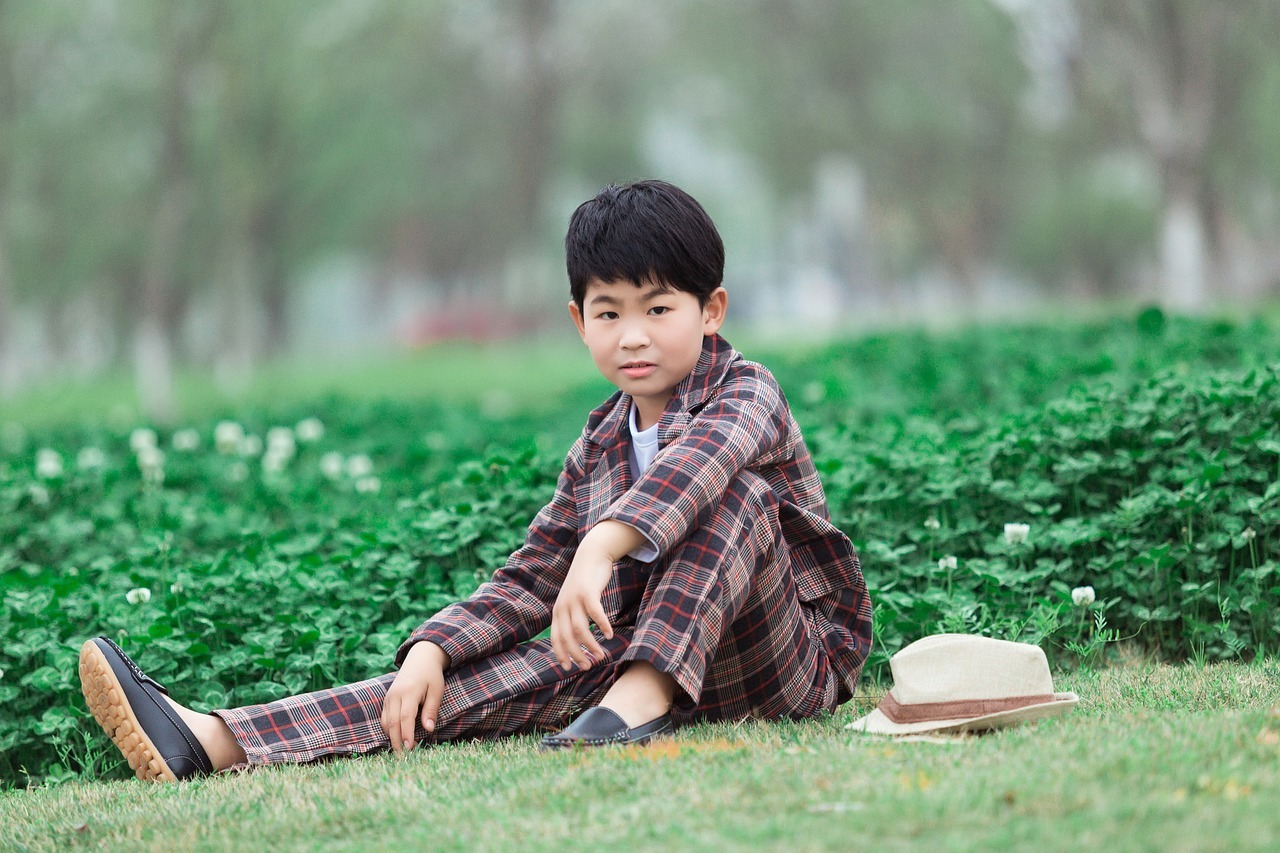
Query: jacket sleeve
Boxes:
[
  {"xmin": 603, "ymin": 366, "xmax": 789, "ymax": 559},
  {"xmin": 395, "ymin": 440, "xmax": 584, "ymax": 669}
]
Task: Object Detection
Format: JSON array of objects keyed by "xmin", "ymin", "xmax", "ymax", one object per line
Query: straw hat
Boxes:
[{"xmin": 847, "ymin": 634, "xmax": 1078, "ymax": 735}]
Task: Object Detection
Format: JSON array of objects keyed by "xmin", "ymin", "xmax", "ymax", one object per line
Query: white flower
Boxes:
[
  {"xmin": 1242, "ymin": 527, "xmax": 1257, "ymax": 542},
  {"xmin": 226, "ymin": 461, "xmax": 249, "ymax": 482},
  {"xmin": 1003, "ymin": 523, "xmax": 1031, "ymax": 546},
  {"xmin": 170, "ymin": 582, "xmax": 182, "ymax": 594},
  {"xmin": 129, "ymin": 428, "xmax": 158, "ymax": 453},
  {"xmin": 172, "ymin": 428, "xmax": 200, "ymax": 451},
  {"xmin": 77, "ymin": 447, "xmax": 106, "ymax": 469},
  {"xmin": 355, "ymin": 475, "xmax": 382, "ymax": 494},
  {"xmin": 35, "ymin": 448, "xmax": 64, "ymax": 479},
  {"xmin": 938, "ymin": 555, "xmax": 958, "ymax": 571},
  {"xmin": 126, "ymin": 587, "xmax": 152, "ymax": 605},
  {"xmin": 239, "ymin": 434, "xmax": 263, "ymax": 457},
  {"xmin": 266, "ymin": 427, "xmax": 296, "ymax": 457},
  {"xmin": 1071, "ymin": 586, "xmax": 1096, "ymax": 607},
  {"xmin": 215, "ymin": 421, "xmax": 244, "ymax": 454},
  {"xmin": 137, "ymin": 446, "xmax": 166, "ymax": 483},
  {"xmin": 136, "ymin": 446, "xmax": 165, "ymax": 468},
  {"xmin": 346, "ymin": 453, "xmax": 373, "ymax": 478},
  {"xmin": 261, "ymin": 450, "xmax": 289, "ymax": 474},
  {"xmin": 0, "ymin": 667, "xmax": 4, "ymax": 679},
  {"xmin": 295, "ymin": 417, "xmax": 324, "ymax": 443},
  {"xmin": 924, "ymin": 516, "xmax": 941, "ymax": 531},
  {"xmin": 28, "ymin": 484, "xmax": 50, "ymax": 505},
  {"xmin": 320, "ymin": 452, "xmax": 345, "ymax": 480}
]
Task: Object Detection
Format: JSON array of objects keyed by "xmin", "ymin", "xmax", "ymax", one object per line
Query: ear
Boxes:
[
  {"xmin": 701, "ymin": 287, "xmax": 728, "ymax": 335},
  {"xmin": 568, "ymin": 300, "xmax": 587, "ymax": 342}
]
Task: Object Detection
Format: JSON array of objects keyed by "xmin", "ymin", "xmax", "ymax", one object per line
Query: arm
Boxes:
[
  {"xmin": 381, "ymin": 639, "xmax": 450, "ymax": 752},
  {"xmin": 604, "ymin": 367, "xmax": 789, "ymax": 559},
  {"xmin": 394, "ymin": 440, "xmax": 586, "ymax": 670},
  {"xmin": 549, "ymin": 519, "xmax": 645, "ymax": 670}
]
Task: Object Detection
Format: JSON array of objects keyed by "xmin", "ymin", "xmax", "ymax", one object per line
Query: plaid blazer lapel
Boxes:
[
  {"xmin": 658, "ymin": 333, "xmax": 739, "ymax": 445},
  {"xmin": 576, "ymin": 397, "xmax": 634, "ymax": 533}
]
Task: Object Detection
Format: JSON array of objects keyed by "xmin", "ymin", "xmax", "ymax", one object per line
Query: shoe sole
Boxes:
[
  {"xmin": 79, "ymin": 640, "xmax": 178, "ymax": 782},
  {"xmin": 540, "ymin": 716, "xmax": 676, "ymax": 750},
  {"xmin": 540, "ymin": 729, "xmax": 674, "ymax": 750}
]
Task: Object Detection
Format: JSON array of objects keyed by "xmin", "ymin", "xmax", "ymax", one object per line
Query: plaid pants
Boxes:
[{"xmin": 215, "ymin": 473, "xmax": 837, "ymax": 765}]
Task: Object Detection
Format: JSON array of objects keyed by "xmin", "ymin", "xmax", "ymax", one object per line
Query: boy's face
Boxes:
[{"xmin": 569, "ymin": 278, "xmax": 727, "ymax": 430}]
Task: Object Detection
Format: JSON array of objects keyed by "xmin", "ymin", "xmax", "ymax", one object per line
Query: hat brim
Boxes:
[{"xmin": 845, "ymin": 691, "xmax": 1079, "ymax": 736}]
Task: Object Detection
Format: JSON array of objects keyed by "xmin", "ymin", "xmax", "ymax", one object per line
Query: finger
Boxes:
[
  {"xmin": 400, "ymin": 697, "xmax": 418, "ymax": 751},
  {"xmin": 550, "ymin": 613, "xmax": 572, "ymax": 669},
  {"xmin": 420, "ymin": 678, "xmax": 443, "ymax": 734},
  {"xmin": 569, "ymin": 609, "xmax": 596, "ymax": 668},
  {"xmin": 585, "ymin": 598, "xmax": 613, "ymax": 644},
  {"xmin": 383, "ymin": 693, "xmax": 404, "ymax": 754}
]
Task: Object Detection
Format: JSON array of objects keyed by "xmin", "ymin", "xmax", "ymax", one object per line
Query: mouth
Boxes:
[{"xmin": 619, "ymin": 361, "xmax": 657, "ymax": 378}]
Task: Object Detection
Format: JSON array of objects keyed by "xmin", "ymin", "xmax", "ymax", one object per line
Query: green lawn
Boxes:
[
  {"xmin": 3, "ymin": 659, "xmax": 1278, "ymax": 851},
  {"xmin": 0, "ymin": 337, "xmax": 606, "ymax": 430}
]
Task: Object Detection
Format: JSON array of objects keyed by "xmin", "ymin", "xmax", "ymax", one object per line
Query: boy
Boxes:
[{"xmin": 79, "ymin": 179, "xmax": 873, "ymax": 780}]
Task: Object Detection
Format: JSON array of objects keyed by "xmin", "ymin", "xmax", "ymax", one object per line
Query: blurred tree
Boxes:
[
  {"xmin": 675, "ymin": 0, "xmax": 1030, "ymax": 309},
  {"xmin": 0, "ymin": 0, "xmax": 17, "ymax": 396},
  {"xmin": 1076, "ymin": 0, "xmax": 1280, "ymax": 309},
  {"xmin": 134, "ymin": 1, "xmax": 218, "ymax": 422},
  {"xmin": 2, "ymin": 0, "xmax": 1278, "ymax": 406}
]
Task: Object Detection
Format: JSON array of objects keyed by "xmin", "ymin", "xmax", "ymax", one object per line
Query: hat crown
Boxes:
[{"xmin": 888, "ymin": 634, "xmax": 1055, "ymax": 705}]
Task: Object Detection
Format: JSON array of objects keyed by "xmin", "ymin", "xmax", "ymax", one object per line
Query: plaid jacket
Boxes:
[{"xmin": 398, "ymin": 333, "xmax": 872, "ymax": 702}]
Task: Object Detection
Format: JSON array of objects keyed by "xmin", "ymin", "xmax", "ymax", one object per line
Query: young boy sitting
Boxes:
[{"xmin": 79, "ymin": 179, "xmax": 874, "ymax": 780}]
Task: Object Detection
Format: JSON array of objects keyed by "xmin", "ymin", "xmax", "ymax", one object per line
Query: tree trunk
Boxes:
[
  {"xmin": 133, "ymin": 3, "xmax": 215, "ymax": 422},
  {"xmin": 254, "ymin": 199, "xmax": 289, "ymax": 355},
  {"xmin": 0, "ymin": 0, "xmax": 18, "ymax": 397},
  {"xmin": 214, "ymin": 229, "xmax": 261, "ymax": 392},
  {"xmin": 1089, "ymin": 0, "xmax": 1225, "ymax": 311},
  {"xmin": 0, "ymin": 230, "xmax": 18, "ymax": 398},
  {"xmin": 1158, "ymin": 170, "xmax": 1209, "ymax": 311}
]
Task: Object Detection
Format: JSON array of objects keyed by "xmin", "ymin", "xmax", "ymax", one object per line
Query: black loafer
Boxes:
[
  {"xmin": 79, "ymin": 637, "xmax": 213, "ymax": 781},
  {"xmin": 540, "ymin": 706, "xmax": 674, "ymax": 750}
]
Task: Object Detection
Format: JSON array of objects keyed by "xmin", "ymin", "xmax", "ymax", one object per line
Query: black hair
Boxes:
[{"xmin": 565, "ymin": 179, "xmax": 725, "ymax": 309}]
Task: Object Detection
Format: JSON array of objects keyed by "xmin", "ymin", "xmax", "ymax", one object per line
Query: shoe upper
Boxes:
[
  {"xmin": 541, "ymin": 706, "xmax": 674, "ymax": 748},
  {"xmin": 94, "ymin": 637, "xmax": 214, "ymax": 777}
]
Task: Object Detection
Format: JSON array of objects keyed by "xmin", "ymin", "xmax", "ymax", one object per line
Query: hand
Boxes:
[
  {"xmin": 380, "ymin": 641, "xmax": 450, "ymax": 753},
  {"xmin": 551, "ymin": 520, "xmax": 645, "ymax": 671}
]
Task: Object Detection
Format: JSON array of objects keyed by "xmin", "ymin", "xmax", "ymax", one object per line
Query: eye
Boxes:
[
  {"xmin": 596, "ymin": 311, "xmax": 618, "ymax": 320},
  {"xmin": 648, "ymin": 306, "xmax": 670, "ymax": 316}
]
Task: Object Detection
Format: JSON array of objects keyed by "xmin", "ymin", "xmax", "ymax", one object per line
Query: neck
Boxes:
[{"xmin": 633, "ymin": 398, "xmax": 666, "ymax": 431}]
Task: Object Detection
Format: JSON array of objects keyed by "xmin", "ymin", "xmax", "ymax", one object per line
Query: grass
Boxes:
[
  {"xmin": 3, "ymin": 658, "xmax": 1279, "ymax": 851},
  {"xmin": 0, "ymin": 337, "xmax": 606, "ymax": 430}
]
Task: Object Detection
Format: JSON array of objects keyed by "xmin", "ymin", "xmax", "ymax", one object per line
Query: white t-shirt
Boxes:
[{"xmin": 625, "ymin": 402, "xmax": 662, "ymax": 562}]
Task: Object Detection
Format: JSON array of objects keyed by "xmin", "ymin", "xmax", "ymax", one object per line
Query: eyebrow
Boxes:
[{"xmin": 587, "ymin": 286, "xmax": 672, "ymax": 307}]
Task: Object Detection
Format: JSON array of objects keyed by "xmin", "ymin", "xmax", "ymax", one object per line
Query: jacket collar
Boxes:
[{"xmin": 583, "ymin": 333, "xmax": 740, "ymax": 449}]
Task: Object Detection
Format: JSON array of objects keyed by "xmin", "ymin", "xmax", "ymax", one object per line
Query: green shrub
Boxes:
[{"xmin": 808, "ymin": 361, "xmax": 1279, "ymax": 671}]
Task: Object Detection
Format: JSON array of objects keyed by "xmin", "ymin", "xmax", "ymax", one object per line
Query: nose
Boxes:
[{"xmin": 619, "ymin": 320, "xmax": 649, "ymax": 350}]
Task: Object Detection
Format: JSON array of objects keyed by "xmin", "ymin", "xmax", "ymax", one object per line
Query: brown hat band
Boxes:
[{"xmin": 878, "ymin": 691, "xmax": 1058, "ymax": 724}]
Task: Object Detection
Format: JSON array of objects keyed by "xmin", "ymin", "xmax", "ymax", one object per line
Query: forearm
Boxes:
[
  {"xmin": 416, "ymin": 639, "xmax": 451, "ymax": 671},
  {"xmin": 580, "ymin": 519, "xmax": 646, "ymax": 563}
]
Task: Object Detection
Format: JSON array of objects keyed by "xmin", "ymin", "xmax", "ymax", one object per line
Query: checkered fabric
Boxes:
[{"xmin": 214, "ymin": 335, "xmax": 873, "ymax": 765}]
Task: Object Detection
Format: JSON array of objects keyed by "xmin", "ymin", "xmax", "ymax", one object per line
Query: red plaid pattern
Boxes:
[{"xmin": 215, "ymin": 335, "xmax": 872, "ymax": 764}]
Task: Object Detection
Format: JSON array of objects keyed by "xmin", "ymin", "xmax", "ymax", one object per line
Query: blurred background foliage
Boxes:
[{"xmin": 0, "ymin": 0, "xmax": 1278, "ymax": 422}]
